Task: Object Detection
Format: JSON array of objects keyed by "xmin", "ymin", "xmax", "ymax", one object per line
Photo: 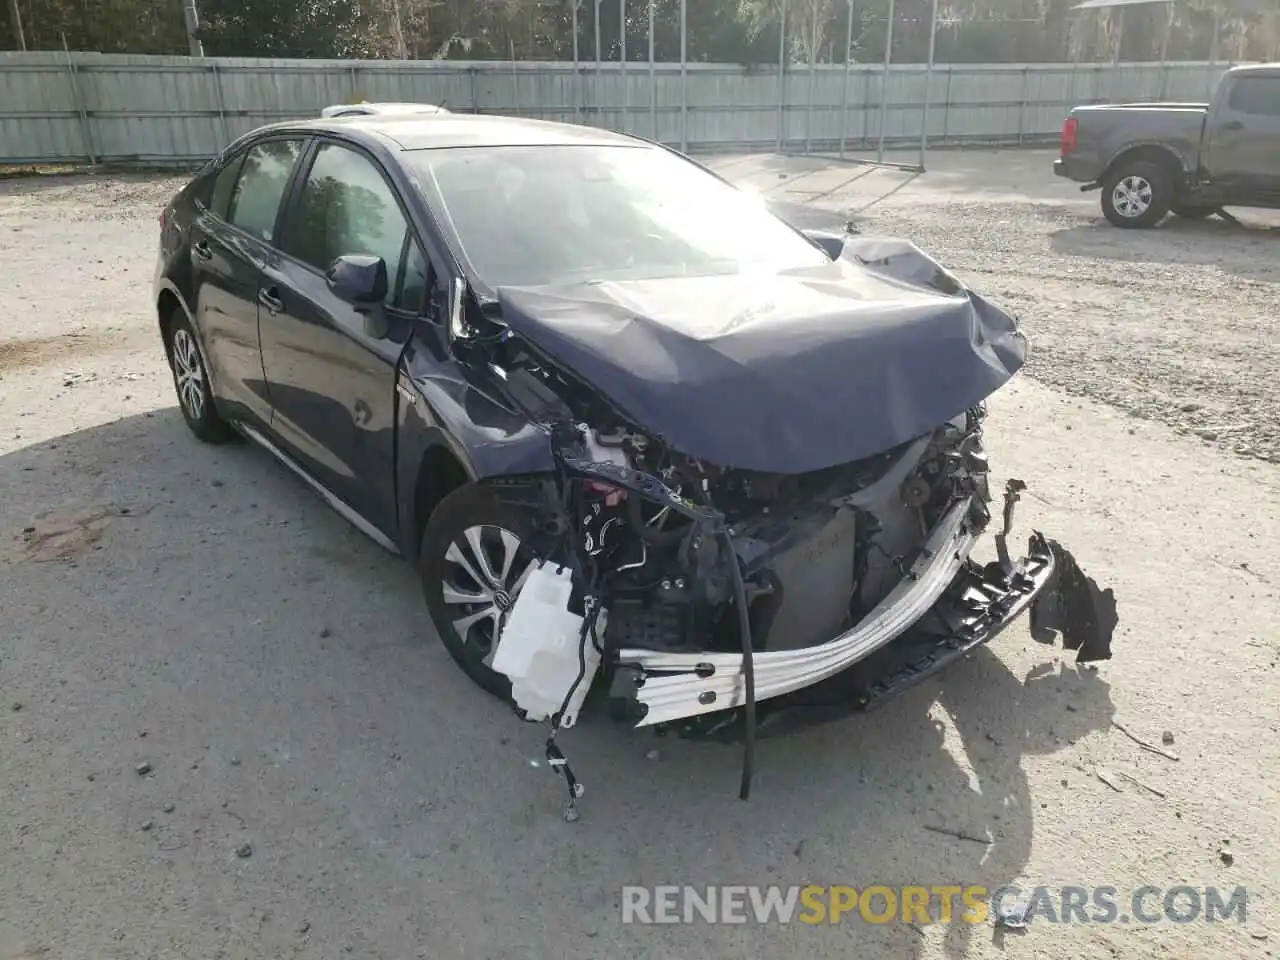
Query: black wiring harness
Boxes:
[
  {"xmin": 721, "ymin": 527, "xmax": 757, "ymax": 801},
  {"xmin": 540, "ymin": 446, "xmax": 761, "ymax": 818}
]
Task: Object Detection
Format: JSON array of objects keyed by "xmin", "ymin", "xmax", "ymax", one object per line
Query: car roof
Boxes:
[
  {"xmin": 254, "ymin": 113, "xmax": 647, "ymax": 152},
  {"xmin": 1229, "ymin": 62, "xmax": 1280, "ymax": 79},
  {"xmin": 320, "ymin": 102, "xmax": 450, "ymax": 118}
]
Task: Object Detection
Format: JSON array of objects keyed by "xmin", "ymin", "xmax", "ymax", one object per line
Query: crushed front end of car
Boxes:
[{"xmin": 469, "ymin": 237, "xmax": 1118, "ymax": 817}]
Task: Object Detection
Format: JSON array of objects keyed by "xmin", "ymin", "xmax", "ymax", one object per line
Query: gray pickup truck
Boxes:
[{"xmin": 1054, "ymin": 63, "xmax": 1280, "ymax": 228}]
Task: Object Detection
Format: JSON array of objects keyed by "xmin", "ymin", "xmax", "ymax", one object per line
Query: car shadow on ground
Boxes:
[
  {"xmin": 1, "ymin": 408, "xmax": 1116, "ymax": 956},
  {"xmin": 1049, "ymin": 215, "xmax": 1280, "ymax": 285}
]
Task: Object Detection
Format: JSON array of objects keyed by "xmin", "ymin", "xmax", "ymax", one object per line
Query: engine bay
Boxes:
[{"xmin": 469, "ymin": 343, "xmax": 1113, "ymax": 821}]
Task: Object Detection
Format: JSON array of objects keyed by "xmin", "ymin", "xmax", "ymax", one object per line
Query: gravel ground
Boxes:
[
  {"xmin": 2, "ymin": 152, "xmax": 1279, "ymax": 960},
  {"xmin": 720, "ymin": 149, "xmax": 1280, "ymax": 466}
]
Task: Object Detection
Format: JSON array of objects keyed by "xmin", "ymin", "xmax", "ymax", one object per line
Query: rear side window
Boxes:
[
  {"xmin": 1226, "ymin": 77, "xmax": 1280, "ymax": 117},
  {"xmin": 226, "ymin": 139, "xmax": 305, "ymax": 242},
  {"xmin": 282, "ymin": 142, "xmax": 411, "ymax": 307}
]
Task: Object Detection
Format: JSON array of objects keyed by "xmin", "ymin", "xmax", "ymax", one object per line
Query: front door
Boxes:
[
  {"xmin": 258, "ymin": 140, "xmax": 433, "ymax": 541},
  {"xmin": 1204, "ymin": 75, "xmax": 1280, "ymax": 201},
  {"xmin": 191, "ymin": 137, "xmax": 305, "ymax": 426}
]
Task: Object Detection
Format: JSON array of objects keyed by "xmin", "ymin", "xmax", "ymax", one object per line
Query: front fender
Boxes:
[
  {"xmin": 410, "ymin": 372, "xmax": 556, "ymax": 480},
  {"xmin": 394, "ymin": 340, "xmax": 557, "ymax": 554}
]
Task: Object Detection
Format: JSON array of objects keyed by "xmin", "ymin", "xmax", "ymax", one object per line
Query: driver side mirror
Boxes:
[{"xmin": 327, "ymin": 254, "xmax": 390, "ymax": 339}]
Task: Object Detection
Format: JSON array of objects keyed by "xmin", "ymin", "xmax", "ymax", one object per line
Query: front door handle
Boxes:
[
  {"xmin": 192, "ymin": 240, "xmax": 212, "ymax": 261},
  {"xmin": 1222, "ymin": 119, "xmax": 1244, "ymax": 131},
  {"xmin": 258, "ymin": 287, "xmax": 285, "ymax": 314}
]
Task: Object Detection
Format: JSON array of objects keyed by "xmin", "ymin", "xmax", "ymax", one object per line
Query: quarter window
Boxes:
[
  {"xmin": 210, "ymin": 153, "xmax": 244, "ymax": 219},
  {"xmin": 284, "ymin": 143, "xmax": 410, "ymax": 307},
  {"xmin": 226, "ymin": 139, "xmax": 304, "ymax": 242}
]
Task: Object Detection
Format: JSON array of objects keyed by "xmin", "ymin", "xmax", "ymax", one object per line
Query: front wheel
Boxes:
[
  {"xmin": 419, "ymin": 483, "xmax": 539, "ymax": 700},
  {"xmin": 1101, "ymin": 160, "xmax": 1172, "ymax": 229}
]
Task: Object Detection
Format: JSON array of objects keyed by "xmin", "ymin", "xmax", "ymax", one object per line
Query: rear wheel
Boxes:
[
  {"xmin": 166, "ymin": 310, "xmax": 233, "ymax": 443},
  {"xmin": 1101, "ymin": 160, "xmax": 1172, "ymax": 229},
  {"xmin": 419, "ymin": 483, "xmax": 539, "ymax": 699}
]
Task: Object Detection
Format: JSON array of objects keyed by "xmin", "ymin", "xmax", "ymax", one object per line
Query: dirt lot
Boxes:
[{"xmin": 2, "ymin": 149, "xmax": 1279, "ymax": 960}]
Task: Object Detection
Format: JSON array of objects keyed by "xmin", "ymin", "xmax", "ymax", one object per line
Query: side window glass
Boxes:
[
  {"xmin": 226, "ymin": 139, "xmax": 304, "ymax": 243},
  {"xmin": 284, "ymin": 143, "xmax": 409, "ymax": 305},
  {"xmin": 210, "ymin": 153, "xmax": 244, "ymax": 219},
  {"xmin": 1227, "ymin": 78, "xmax": 1280, "ymax": 118}
]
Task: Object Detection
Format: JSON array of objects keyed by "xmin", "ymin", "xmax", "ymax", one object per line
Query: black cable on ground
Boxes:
[{"xmin": 722, "ymin": 529, "xmax": 756, "ymax": 801}]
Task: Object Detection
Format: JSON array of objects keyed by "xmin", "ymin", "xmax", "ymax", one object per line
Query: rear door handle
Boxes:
[
  {"xmin": 192, "ymin": 240, "xmax": 212, "ymax": 261},
  {"xmin": 258, "ymin": 287, "xmax": 285, "ymax": 314},
  {"xmin": 1223, "ymin": 119, "xmax": 1244, "ymax": 131}
]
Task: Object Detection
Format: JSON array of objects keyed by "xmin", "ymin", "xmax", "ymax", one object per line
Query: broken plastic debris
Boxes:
[{"xmin": 995, "ymin": 898, "xmax": 1031, "ymax": 930}]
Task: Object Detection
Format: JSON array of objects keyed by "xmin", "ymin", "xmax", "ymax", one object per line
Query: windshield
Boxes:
[{"xmin": 406, "ymin": 144, "xmax": 830, "ymax": 289}]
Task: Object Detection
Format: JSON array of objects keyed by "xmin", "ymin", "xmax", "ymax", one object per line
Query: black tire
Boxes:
[
  {"xmin": 1170, "ymin": 202, "xmax": 1218, "ymax": 220},
  {"xmin": 419, "ymin": 483, "xmax": 540, "ymax": 700},
  {"xmin": 1101, "ymin": 160, "xmax": 1172, "ymax": 229},
  {"xmin": 166, "ymin": 309, "xmax": 233, "ymax": 443}
]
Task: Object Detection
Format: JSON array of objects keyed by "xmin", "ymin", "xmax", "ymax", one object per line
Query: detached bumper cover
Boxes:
[{"xmin": 614, "ymin": 502, "xmax": 1117, "ymax": 736}]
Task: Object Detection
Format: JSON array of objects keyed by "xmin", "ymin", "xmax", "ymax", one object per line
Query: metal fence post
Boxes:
[
  {"xmin": 679, "ymin": 0, "xmax": 688, "ymax": 151},
  {"xmin": 211, "ymin": 61, "xmax": 231, "ymax": 145},
  {"xmin": 648, "ymin": 0, "xmax": 657, "ymax": 139},
  {"xmin": 594, "ymin": 0, "xmax": 603, "ymax": 124},
  {"xmin": 1206, "ymin": 13, "xmax": 1220, "ymax": 99},
  {"xmin": 183, "ymin": 0, "xmax": 204, "ymax": 57},
  {"xmin": 1110, "ymin": 6, "xmax": 1125, "ymax": 103},
  {"xmin": 1016, "ymin": 65, "xmax": 1029, "ymax": 145},
  {"xmin": 804, "ymin": 10, "xmax": 818, "ymax": 154},
  {"xmin": 61, "ymin": 37, "xmax": 97, "ymax": 165},
  {"xmin": 941, "ymin": 65, "xmax": 952, "ymax": 144},
  {"xmin": 917, "ymin": 0, "xmax": 938, "ymax": 170},
  {"xmin": 620, "ymin": 0, "xmax": 628, "ymax": 133},
  {"xmin": 838, "ymin": 0, "xmax": 854, "ymax": 158},
  {"xmin": 510, "ymin": 41, "xmax": 522, "ymax": 118},
  {"xmin": 877, "ymin": 0, "xmax": 895, "ymax": 162},
  {"xmin": 861, "ymin": 63, "xmax": 872, "ymax": 148},
  {"xmin": 572, "ymin": 0, "xmax": 581, "ymax": 123},
  {"xmin": 776, "ymin": 0, "xmax": 788, "ymax": 152}
]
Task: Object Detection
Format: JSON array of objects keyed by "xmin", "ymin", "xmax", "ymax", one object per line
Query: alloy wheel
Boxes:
[
  {"xmin": 1111, "ymin": 176, "xmax": 1153, "ymax": 219},
  {"xmin": 171, "ymin": 328, "xmax": 205, "ymax": 420},
  {"xmin": 440, "ymin": 524, "xmax": 535, "ymax": 666}
]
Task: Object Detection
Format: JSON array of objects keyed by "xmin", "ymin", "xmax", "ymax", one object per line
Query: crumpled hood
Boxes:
[{"xmin": 495, "ymin": 237, "xmax": 1026, "ymax": 474}]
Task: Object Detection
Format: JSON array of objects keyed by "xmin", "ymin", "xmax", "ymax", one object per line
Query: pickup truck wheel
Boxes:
[
  {"xmin": 1101, "ymin": 161, "xmax": 1172, "ymax": 229},
  {"xmin": 419, "ymin": 483, "xmax": 538, "ymax": 700},
  {"xmin": 1170, "ymin": 202, "xmax": 1218, "ymax": 220}
]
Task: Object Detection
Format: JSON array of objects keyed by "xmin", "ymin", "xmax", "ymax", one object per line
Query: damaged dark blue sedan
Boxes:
[{"xmin": 154, "ymin": 113, "xmax": 1117, "ymax": 805}]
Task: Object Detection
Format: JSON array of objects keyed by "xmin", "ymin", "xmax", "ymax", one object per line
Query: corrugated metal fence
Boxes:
[{"xmin": 0, "ymin": 51, "xmax": 1233, "ymax": 166}]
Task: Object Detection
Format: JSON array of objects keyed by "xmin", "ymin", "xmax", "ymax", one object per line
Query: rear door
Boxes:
[
  {"xmin": 1203, "ymin": 75, "xmax": 1280, "ymax": 201},
  {"xmin": 258, "ymin": 139, "xmax": 430, "ymax": 540},
  {"xmin": 190, "ymin": 137, "xmax": 306, "ymax": 425}
]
